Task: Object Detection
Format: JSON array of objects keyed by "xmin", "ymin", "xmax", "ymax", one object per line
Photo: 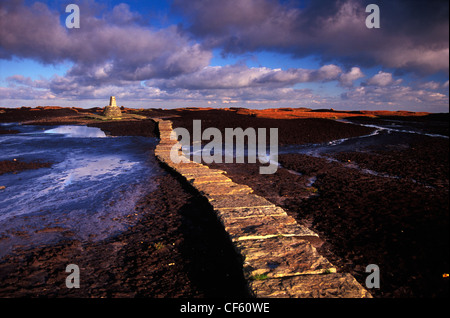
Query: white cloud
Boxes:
[
  {"xmin": 418, "ymin": 81, "xmax": 441, "ymax": 90},
  {"xmin": 366, "ymin": 71, "xmax": 402, "ymax": 87},
  {"xmin": 315, "ymin": 64, "xmax": 342, "ymax": 81},
  {"xmin": 341, "ymin": 81, "xmax": 449, "ymax": 111},
  {"xmin": 339, "ymin": 67, "xmax": 365, "ymax": 87},
  {"xmin": 146, "ymin": 63, "xmax": 349, "ymax": 91}
]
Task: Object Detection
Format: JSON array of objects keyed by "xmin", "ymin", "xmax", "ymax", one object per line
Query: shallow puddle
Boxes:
[{"xmin": 0, "ymin": 123, "xmax": 164, "ymax": 258}]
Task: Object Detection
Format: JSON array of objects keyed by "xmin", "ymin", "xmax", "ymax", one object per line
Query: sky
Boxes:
[{"xmin": 0, "ymin": 0, "xmax": 448, "ymax": 112}]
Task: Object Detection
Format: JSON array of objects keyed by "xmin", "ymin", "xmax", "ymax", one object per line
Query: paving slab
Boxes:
[
  {"xmin": 206, "ymin": 193, "xmax": 275, "ymax": 209},
  {"xmin": 249, "ymin": 273, "xmax": 372, "ymax": 298},
  {"xmin": 156, "ymin": 138, "xmax": 178, "ymax": 144},
  {"xmin": 177, "ymin": 168, "xmax": 224, "ymax": 179},
  {"xmin": 155, "ymin": 144, "xmax": 181, "ymax": 152},
  {"xmin": 158, "ymin": 134, "xmax": 177, "ymax": 141},
  {"xmin": 155, "ymin": 150, "xmax": 185, "ymax": 159},
  {"xmin": 235, "ymin": 237, "xmax": 336, "ymax": 279},
  {"xmin": 158, "ymin": 122, "xmax": 172, "ymax": 128},
  {"xmin": 168, "ymin": 161, "xmax": 206, "ymax": 170},
  {"xmin": 155, "ymin": 153, "xmax": 190, "ymax": 166},
  {"xmin": 180, "ymin": 168, "xmax": 225, "ymax": 179},
  {"xmin": 155, "ymin": 150, "xmax": 187, "ymax": 160},
  {"xmin": 190, "ymin": 174, "xmax": 234, "ymax": 185},
  {"xmin": 221, "ymin": 214, "xmax": 321, "ymax": 243},
  {"xmin": 156, "ymin": 144, "xmax": 179, "ymax": 151},
  {"xmin": 195, "ymin": 182, "xmax": 253, "ymax": 196},
  {"xmin": 158, "ymin": 129, "xmax": 173, "ymax": 135},
  {"xmin": 215, "ymin": 206, "xmax": 288, "ymax": 221}
]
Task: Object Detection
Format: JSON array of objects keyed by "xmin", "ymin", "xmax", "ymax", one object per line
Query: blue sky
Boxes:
[{"xmin": 0, "ymin": 0, "xmax": 448, "ymax": 112}]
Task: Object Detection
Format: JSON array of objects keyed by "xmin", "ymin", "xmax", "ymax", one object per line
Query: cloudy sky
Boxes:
[{"xmin": 0, "ymin": 0, "xmax": 448, "ymax": 111}]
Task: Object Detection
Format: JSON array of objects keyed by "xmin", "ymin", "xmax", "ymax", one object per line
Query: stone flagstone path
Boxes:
[{"xmin": 153, "ymin": 118, "xmax": 371, "ymax": 298}]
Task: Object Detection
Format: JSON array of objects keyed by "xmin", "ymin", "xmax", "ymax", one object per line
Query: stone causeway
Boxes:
[{"xmin": 153, "ymin": 118, "xmax": 372, "ymax": 298}]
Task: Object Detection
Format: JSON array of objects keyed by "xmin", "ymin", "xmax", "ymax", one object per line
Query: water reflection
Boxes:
[
  {"xmin": 44, "ymin": 125, "xmax": 106, "ymax": 138},
  {"xmin": 0, "ymin": 123, "xmax": 162, "ymax": 258}
]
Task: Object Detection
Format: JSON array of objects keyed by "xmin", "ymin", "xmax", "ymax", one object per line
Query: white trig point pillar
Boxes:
[{"xmin": 109, "ymin": 96, "xmax": 117, "ymax": 107}]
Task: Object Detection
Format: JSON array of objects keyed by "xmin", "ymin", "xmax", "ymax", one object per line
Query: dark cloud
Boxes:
[
  {"xmin": 0, "ymin": 1, "xmax": 211, "ymax": 82},
  {"xmin": 0, "ymin": 1, "xmax": 69, "ymax": 64},
  {"xmin": 173, "ymin": 0, "xmax": 449, "ymax": 75}
]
